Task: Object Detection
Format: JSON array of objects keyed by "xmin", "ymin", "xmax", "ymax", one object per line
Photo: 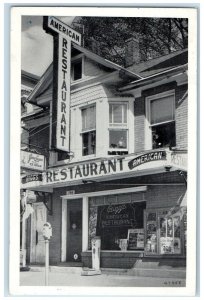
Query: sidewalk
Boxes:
[{"xmin": 20, "ymin": 266, "xmax": 186, "ymax": 287}]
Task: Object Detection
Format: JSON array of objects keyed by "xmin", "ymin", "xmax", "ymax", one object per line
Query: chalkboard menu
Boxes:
[{"xmin": 127, "ymin": 229, "xmax": 144, "ymax": 250}]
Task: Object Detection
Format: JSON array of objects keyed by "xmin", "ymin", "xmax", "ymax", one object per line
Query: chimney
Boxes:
[{"xmin": 125, "ymin": 35, "xmax": 141, "ymax": 67}]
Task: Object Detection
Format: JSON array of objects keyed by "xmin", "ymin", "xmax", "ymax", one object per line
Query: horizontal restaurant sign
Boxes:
[
  {"xmin": 21, "ymin": 150, "xmax": 187, "ymax": 189},
  {"xmin": 21, "ymin": 151, "xmax": 45, "ymax": 171}
]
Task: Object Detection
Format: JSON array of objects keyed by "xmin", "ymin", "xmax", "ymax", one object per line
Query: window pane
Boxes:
[
  {"xmin": 150, "ymin": 95, "xmax": 174, "ymax": 124},
  {"xmin": 82, "ymin": 131, "xmax": 96, "ymax": 156},
  {"xmin": 88, "ymin": 198, "xmax": 146, "ymax": 251},
  {"xmin": 109, "ymin": 103, "xmax": 127, "ymax": 124},
  {"xmin": 152, "ymin": 121, "xmax": 176, "ymax": 149},
  {"xmin": 113, "ymin": 105, "xmax": 123, "ymax": 123},
  {"xmin": 109, "ymin": 104, "xmax": 113, "ymax": 123},
  {"xmin": 123, "ymin": 104, "xmax": 127, "ymax": 123},
  {"xmin": 109, "ymin": 130, "xmax": 127, "ymax": 148},
  {"xmin": 73, "ymin": 60, "xmax": 82, "ymax": 81},
  {"xmin": 82, "ymin": 106, "xmax": 96, "ymax": 131}
]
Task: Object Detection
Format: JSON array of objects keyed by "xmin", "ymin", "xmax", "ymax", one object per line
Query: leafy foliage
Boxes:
[{"xmin": 72, "ymin": 17, "xmax": 188, "ymax": 66}]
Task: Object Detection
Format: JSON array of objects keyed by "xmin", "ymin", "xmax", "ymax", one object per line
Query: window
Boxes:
[
  {"xmin": 108, "ymin": 103, "xmax": 128, "ymax": 155},
  {"xmin": 88, "ymin": 193, "xmax": 146, "ymax": 251},
  {"xmin": 147, "ymin": 93, "xmax": 176, "ymax": 149},
  {"xmin": 72, "ymin": 58, "xmax": 82, "ymax": 81},
  {"xmin": 144, "ymin": 208, "xmax": 185, "ymax": 256},
  {"xmin": 81, "ymin": 106, "xmax": 96, "ymax": 156}
]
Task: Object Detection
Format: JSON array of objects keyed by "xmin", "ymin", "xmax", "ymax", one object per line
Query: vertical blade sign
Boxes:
[{"xmin": 43, "ymin": 16, "xmax": 81, "ymax": 151}]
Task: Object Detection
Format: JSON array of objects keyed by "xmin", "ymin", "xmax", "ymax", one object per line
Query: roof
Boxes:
[
  {"xmin": 73, "ymin": 43, "xmax": 142, "ymax": 80},
  {"xmin": 27, "ymin": 45, "xmax": 188, "ymax": 103},
  {"xmin": 128, "ymin": 48, "xmax": 188, "ymax": 78},
  {"xmin": 27, "ymin": 43, "xmax": 142, "ymax": 103},
  {"xmin": 21, "ymin": 70, "xmax": 40, "ymax": 84}
]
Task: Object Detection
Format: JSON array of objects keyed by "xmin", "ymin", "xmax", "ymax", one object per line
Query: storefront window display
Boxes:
[
  {"xmin": 88, "ymin": 193, "xmax": 146, "ymax": 251},
  {"xmin": 144, "ymin": 208, "xmax": 186, "ymax": 256}
]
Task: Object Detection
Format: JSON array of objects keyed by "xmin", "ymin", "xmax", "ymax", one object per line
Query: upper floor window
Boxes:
[
  {"xmin": 109, "ymin": 103, "xmax": 127, "ymax": 125},
  {"xmin": 147, "ymin": 92, "xmax": 176, "ymax": 149},
  {"xmin": 72, "ymin": 58, "xmax": 83, "ymax": 81},
  {"xmin": 108, "ymin": 103, "xmax": 128, "ymax": 155},
  {"xmin": 81, "ymin": 105, "xmax": 96, "ymax": 156}
]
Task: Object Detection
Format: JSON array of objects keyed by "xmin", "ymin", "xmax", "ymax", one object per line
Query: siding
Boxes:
[
  {"xmin": 71, "ymin": 84, "xmax": 115, "ymax": 107},
  {"xmin": 83, "ymin": 57, "xmax": 108, "ymax": 80}
]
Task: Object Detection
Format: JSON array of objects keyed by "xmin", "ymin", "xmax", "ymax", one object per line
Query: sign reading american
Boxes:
[
  {"xmin": 43, "ymin": 16, "xmax": 81, "ymax": 151},
  {"xmin": 128, "ymin": 151, "xmax": 166, "ymax": 170}
]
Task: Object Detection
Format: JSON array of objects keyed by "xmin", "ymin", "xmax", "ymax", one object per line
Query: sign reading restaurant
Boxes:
[
  {"xmin": 43, "ymin": 16, "xmax": 81, "ymax": 152},
  {"xmin": 21, "ymin": 150, "xmax": 187, "ymax": 188}
]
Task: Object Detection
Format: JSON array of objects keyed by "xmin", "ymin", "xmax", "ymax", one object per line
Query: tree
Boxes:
[{"xmin": 72, "ymin": 17, "xmax": 188, "ymax": 67}]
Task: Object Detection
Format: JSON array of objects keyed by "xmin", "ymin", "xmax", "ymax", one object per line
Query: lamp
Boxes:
[{"xmin": 165, "ymin": 165, "xmax": 172, "ymax": 172}]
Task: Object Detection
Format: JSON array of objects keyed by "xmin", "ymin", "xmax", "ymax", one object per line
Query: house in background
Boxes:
[{"xmin": 21, "ymin": 38, "xmax": 187, "ymax": 274}]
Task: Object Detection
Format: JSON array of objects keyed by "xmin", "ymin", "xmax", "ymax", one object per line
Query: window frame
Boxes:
[
  {"xmin": 108, "ymin": 101, "xmax": 129, "ymax": 153},
  {"xmin": 145, "ymin": 90, "xmax": 176, "ymax": 150},
  {"xmin": 81, "ymin": 104, "xmax": 96, "ymax": 157},
  {"xmin": 71, "ymin": 54, "xmax": 84, "ymax": 82}
]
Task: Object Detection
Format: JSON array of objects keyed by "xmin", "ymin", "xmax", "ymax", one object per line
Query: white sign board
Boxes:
[
  {"xmin": 21, "ymin": 151, "xmax": 45, "ymax": 171},
  {"xmin": 43, "ymin": 16, "xmax": 81, "ymax": 151},
  {"xmin": 21, "ymin": 150, "xmax": 187, "ymax": 189},
  {"xmin": 56, "ymin": 35, "xmax": 71, "ymax": 150},
  {"xmin": 47, "ymin": 16, "xmax": 81, "ymax": 45}
]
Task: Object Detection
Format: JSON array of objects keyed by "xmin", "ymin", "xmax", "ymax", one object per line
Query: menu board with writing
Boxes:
[{"xmin": 127, "ymin": 229, "xmax": 144, "ymax": 250}]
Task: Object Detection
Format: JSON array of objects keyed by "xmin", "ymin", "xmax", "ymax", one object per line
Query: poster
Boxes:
[
  {"xmin": 159, "ymin": 216, "xmax": 181, "ymax": 254},
  {"xmin": 127, "ymin": 228, "xmax": 144, "ymax": 250}
]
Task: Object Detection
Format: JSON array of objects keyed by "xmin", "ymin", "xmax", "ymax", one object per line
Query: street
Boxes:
[{"xmin": 20, "ymin": 270, "xmax": 186, "ymax": 287}]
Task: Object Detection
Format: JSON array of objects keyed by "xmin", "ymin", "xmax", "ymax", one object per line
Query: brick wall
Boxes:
[
  {"xmin": 146, "ymin": 185, "xmax": 186, "ymax": 209},
  {"xmin": 175, "ymin": 84, "xmax": 188, "ymax": 149},
  {"xmin": 134, "ymin": 82, "xmax": 188, "ymax": 152},
  {"xmin": 134, "ymin": 96, "xmax": 145, "ymax": 152}
]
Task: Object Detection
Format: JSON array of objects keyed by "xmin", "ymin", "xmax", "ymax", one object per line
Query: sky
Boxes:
[{"xmin": 21, "ymin": 16, "xmax": 76, "ymax": 76}]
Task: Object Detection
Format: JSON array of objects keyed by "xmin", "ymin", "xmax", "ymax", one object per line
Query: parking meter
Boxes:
[{"xmin": 42, "ymin": 222, "xmax": 52, "ymax": 240}]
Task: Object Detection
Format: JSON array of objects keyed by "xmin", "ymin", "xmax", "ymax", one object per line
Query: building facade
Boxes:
[{"xmin": 21, "ymin": 40, "xmax": 188, "ymax": 269}]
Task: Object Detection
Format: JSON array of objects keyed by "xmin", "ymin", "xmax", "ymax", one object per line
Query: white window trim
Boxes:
[
  {"xmin": 108, "ymin": 101, "xmax": 129, "ymax": 152},
  {"xmin": 81, "ymin": 105, "xmax": 96, "ymax": 157},
  {"xmin": 145, "ymin": 90, "xmax": 175, "ymax": 150},
  {"xmin": 109, "ymin": 102, "xmax": 128, "ymax": 126}
]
